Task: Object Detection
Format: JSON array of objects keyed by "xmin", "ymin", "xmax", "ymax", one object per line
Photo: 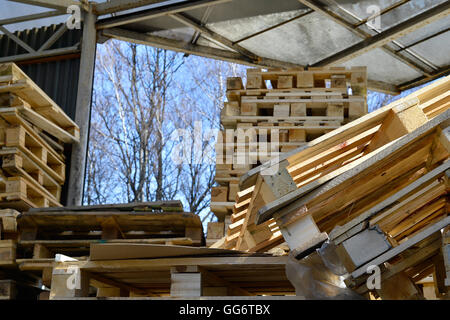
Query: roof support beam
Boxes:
[
  {"xmin": 67, "ymin": 8, "xmax": 97, "ymax": 206},
  {"xmin": 7, "ymin": 0, "xmax": 79, "ymax": 10},
  {"xmin": 101, "ymin": 27, "xmax": 303, "ymax": 70},
  {"xmin": 298, "ymin": 0, "xmax": 434, "ymax": 77},
  {"xmin": 0, "ymin": 10, "xmax": 64, "ymax": 26},
  {"xmin": 398, "ymin": 65, "xmax": 450, "ymax": 92},
  {"xmin": 0, "ymin": 46, "xmax": 79, "ymax": 63},
  {"xmin": 312, "ymin": 1, "xmax": 450, "ymax": 67},
  {"xmin": 93, "ymin": 0, "xmax": 167, "ymax": 16},
  {"xmin": 169, "ymin": 13, "xmax": 258, "ymax": 61},
  {"xmin": 38, "ymin": 24, "xmax": 68, "ymax": 52},
  {"xmin": 96, "ymin": 0, "xmax": 231, "ymax": 30},
  {"xmin": 0, "ymin": 25, "xmax": 35, "ymax": 53}
]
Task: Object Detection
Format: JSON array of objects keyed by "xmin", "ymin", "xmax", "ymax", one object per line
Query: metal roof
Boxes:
[{"xmin": 94, "ymin": 0, "xmax": 450, "ymax": 95}]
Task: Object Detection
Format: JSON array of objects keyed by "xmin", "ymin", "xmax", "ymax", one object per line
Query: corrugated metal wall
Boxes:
[
  {"xmin": 0, "ymin": 23, "xmax": 84, "ymax": 205},
  {"xmin": 0, "ymin": 23, "xmax": 82, "ymax": 120}
]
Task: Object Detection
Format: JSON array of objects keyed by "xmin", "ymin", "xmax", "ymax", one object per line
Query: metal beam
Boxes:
[
  {"xmin": 0, "ymin": 25, "xmax": 35, "ymax": 53},
  {"xmin": 67, "ymin": 8, "xmax": 97, "ymax": 206},
  {"xmin": 169, "ymin": 12, "xmax": 258, "ymax": 60},
  {"xmin": 298, "ymin": 0, "xmax": 433, "ymax": 77},
  {"xmin": 312, "ymin": 1, "xmax": 450, "ymax": 67},
  {"xmin": 101, "ymin": 27, "xmax": 303, "ymax": 70},
  {"xmin": 234, "ymin": 10, "xmax": 314, "ymax": 44},
  {"xmin": 93, "ymin": 0, "xmax": 167, "ymax": 16},
  {"xmin": 38, "ymin": 24, "xmax": 68, "ymax": 52},
  {"xmin": 0, "ymin": 46, "xmax": 79, "ymax": 63},
  {"xmin": 8, "ymin": 0, "xmax": 79, "ymax": 10},
  {"xmin": 96, "ymin": 0, "xmax": 231, "ymax": 30},
  {"xmin": 0, "ymin": 10, "xmax": 64, "ymax": 26},
  {"xmin": 398, "ymin": 65, "xmax": 450, "ymax": 92},
  {"xmin": 367, "ymin": 80, "xmax": 400, "ymax": 95}
]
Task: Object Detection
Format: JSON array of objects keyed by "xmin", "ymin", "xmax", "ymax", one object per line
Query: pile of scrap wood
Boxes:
[
  {"xmin": 215, "ymin": 75, "xmax": 449, "ymax": 299},
  {"xmin": 0, "ymin": 201, "xmax": 205, "ymax": 299},
  {"xmin": 0, "ymin": 63, "xmax": 79, "ymax": 299},
  {"xmin": 42, "ymin": 246, "xmax": 294, "ymax": 299},
  {"xmin": 0, "ymin": 62, "xmax": 79, "ymax": 210},
  {"xmin": 208, "ymin": 66, "xmax": 368, "ymax": 246}
]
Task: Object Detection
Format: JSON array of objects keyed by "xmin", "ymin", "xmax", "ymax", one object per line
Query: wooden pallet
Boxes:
[
  {"xmin": 0, "ymin": 112, "xmax": 65, "ymax": 183},
  {"xmin": 14, "ymin": 205, "xmax": 204, "ymax": 259},
  {"xmin": 0, "ymin": 63, "xmax": 79, "ymax": 143},
  {"xmin": 0, "ymin": 174, "xmax": 61, "ymax": 211},
  {"xmin": 212, "ymin": 67, "xmax": 368, "ymax": 221},
  {"xmin": 0, "ymin": 147, "xmax": 61, "ymax": 201},
  {"xmin": 217, "ymin": 183, "xmax": 283, "ymax": 252},
  {"xmin": 226, "ymin": 75, "xmax": 450, "ymax": 256}
]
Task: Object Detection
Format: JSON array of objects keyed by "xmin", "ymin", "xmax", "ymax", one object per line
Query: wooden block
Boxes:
[
  {"xmin": 236, "ymin": 122, "xmax": 254, "ymax": 129},
  {"xmin": 291, "ymin": 103, "xmax": 306, "ymax": 116},
  {"xmin": 216, "ymin": 164, "xmax": 232, "ymax": 170},
  {"xmin": 97, "ymin": 287, "xmax": 122, "ymax": 298},
  {"xmin": 297, "ymin": 71, "xmax": 314, "ymax": 88},
  {"xmin": 246, "ymin": 74, "xmax": 264, "ymax": 89},
  {"xmin": 42, "ymin": 267, "xmax": 52, "ymax": 287},
  {"xmin": 185, "ymin": 227, "xmax": 203, "ymax": 241},
  {"xmin": 278, "ymin": 214, "xmax": 322, "ymax": 250},
  {"xmin": 330, "ymin": 74, "xmax": 347, "ymax": 88},
  {"xmin": 273, "ymin": 104, "xmax": 290, "ymax": 117},
  {"xmin": 240, "ymin": 102, "xmax": 257, "ymax": 116},
  {"xmin": 226, "ymin": 77, "xmax": 243, "ymax": 90},
  {"xmin": 0, "ymin": 209, "xmax": 19, "ymax": 233},
  {"xmin": 50, "ymin": 267, "xmax": 90, "ymax": 299},
  {"xmin": 207, "ymin": 222, "xmax": 225, "ymax": 239},
  {"xmin": 349, "ymin": 102, "xmax": 366, "ymax": 119},
  {"xmin": 232, "ymin": 163, "xmax": 252, "ymax": 170},
  {"xmin": 289, "ymin": 129, "xmax": 306, "ymax": 142},
  {"xmin": 38, "ymin": 291, "xmax": 50, "ymax": 300},
  {"xmin": 170, "ymin": 273, "xmax": 202, "ymax": 297},
  {"xmin": 211, "ymin": 186, "xmax": 228, "ymax": 203},
  {"xmin": 228, "ymin": 182, "xmax": 239, "ymax": 201},
  {"xmin": 0, "ymin": 280, "xmax": 17, "ymax": 300},
  {"xmin": 327, "ymin": 104, "xmax": 344, "ymax": 117},
  {"xmin": 203, "ymin": 287, "xmax": 228, "ymax": 296},
  {"xmin": 223, "ymin": 101, "xmax": 240, "ymax": 116},
  {"xmin": 338, "ymin": 227, "xmax": 392, "ymax": 271},
  {"xmin": 277, "ymin": 76, "xmax": 293, "ymax": 89},
  {"xmin": 33, "ymin": 243, "xmax": 52, "ymax": 259},
  {"xmin": 366, "ymin": 104, "xmax": 427, "ymax": 153},
  {"xmin": 376, "ymin": 272, "xmax": 422, "ymax": 300},
  {"xmin": 0, "ymin": 240, "xmax": 16, "ymax": 266},
  {"xmin": 350, "ymin": 68, "xmax": 367, "ymax": 96}
]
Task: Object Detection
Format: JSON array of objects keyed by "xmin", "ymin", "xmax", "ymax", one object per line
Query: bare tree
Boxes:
[
  {"xmin": 83, "ymin": 41, "xmax": 247, "ymax": 223},
  {"xmin": 86, "ymin": 40, "xmax": 183, "ymax": 203}
]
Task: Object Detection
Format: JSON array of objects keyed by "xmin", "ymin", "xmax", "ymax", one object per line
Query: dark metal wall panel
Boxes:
[{"xmin": 0, "ymin": 23, "xmax": 82, "ymax": 120}]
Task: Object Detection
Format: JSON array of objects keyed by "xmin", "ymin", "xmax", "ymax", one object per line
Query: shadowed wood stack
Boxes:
[
  {"xmin": 208, "ymin": 66, "xmax": 368, "ymax": 246},
  {"xmin": 0, "ymin": 63, "xmax": 79, "ymax": 299},
  {"xmin": 0, "ymin": 63, "xmax": 79, "ymax": 211}
]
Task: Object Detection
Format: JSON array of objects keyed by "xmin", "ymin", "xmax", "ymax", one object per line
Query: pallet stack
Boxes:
[
  {"xmin": 0, "ymin": 63, "xmax": 79, "ymax": 299},
  {"xmin": 208, "ymin": 66, "xmax": 367, "ymax": 245},
  {"xmin": 223, "ymin": 75, "xmax": 449, "ymax": 299},
  {"xmin": 0, "ymin": 63, "xmax": 79, "ymax": 210}
]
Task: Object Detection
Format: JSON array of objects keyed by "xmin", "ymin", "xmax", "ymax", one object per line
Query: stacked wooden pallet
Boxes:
[
  {"xmin": 0, "ymin": 63, "xmax": 79, "ymax": 211},
  {"xmin": 229, "ymin": 75, "xmax": 449, "ymax": 299},
  {"xmin": 209, "ymin": 67, "xmax": 368, "ymax": 244},
  {"xmin": 0, "ymin": 201, "xmax": 204, "ymax": 299}
]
